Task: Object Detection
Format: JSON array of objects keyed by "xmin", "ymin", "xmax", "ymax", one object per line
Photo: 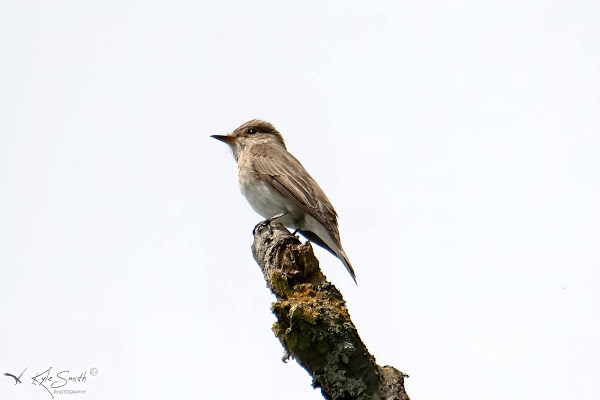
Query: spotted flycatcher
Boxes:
[{"xmin": 211, "ymin": 119, "xmax": 356, "ymax": 283}]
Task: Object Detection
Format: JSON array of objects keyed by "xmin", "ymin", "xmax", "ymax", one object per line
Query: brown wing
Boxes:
[{"xmin": 250, "ymin": 144, "xmax": 341, "ymax": 240}]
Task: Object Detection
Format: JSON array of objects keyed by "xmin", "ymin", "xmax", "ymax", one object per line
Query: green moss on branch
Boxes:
[{"xmin": 251, "ymin": 222, "xmax": 410, "ymax": 400}]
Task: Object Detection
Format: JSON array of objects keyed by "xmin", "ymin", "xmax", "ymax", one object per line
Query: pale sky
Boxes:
[{"xmin": 1, "ymin": 1, "xmax": 599, "ymax": 399}]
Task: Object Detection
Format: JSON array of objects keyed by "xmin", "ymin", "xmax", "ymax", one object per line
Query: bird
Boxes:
[{"xmin": 211, "ymin": 119, "xmax": 356, "ymax": 283}]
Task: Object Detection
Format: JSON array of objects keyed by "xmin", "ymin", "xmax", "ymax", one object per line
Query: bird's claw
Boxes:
[{"xmin": 252, "ymin": 212, "xmax": 290, "ymax": 235}]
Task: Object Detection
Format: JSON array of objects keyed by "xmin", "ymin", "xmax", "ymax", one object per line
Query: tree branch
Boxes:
[{"xmin": 251, "ymin": 221, "xmax": 410, "ymax": 400}]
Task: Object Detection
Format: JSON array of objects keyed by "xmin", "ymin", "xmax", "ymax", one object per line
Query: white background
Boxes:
[{"xmin": 1, "ymin": 1, "xmax": 599, "ymax": 399}]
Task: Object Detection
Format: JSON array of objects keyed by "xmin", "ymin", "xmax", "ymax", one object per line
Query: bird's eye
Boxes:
[{"xmin": 247, "ymin": 128, "xmax": 256, "ymax": 134}]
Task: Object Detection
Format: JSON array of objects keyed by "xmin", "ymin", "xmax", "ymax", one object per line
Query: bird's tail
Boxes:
[
  {"xmin": 297, "ymin": 229, "xmax": 357, "ymax": 284},
  {"xmin": 338, "ymin": 248, "xmax": 357, "ymax": 285}
]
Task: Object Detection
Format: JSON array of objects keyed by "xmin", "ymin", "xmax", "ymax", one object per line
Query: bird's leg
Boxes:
[
  {"xmin": 265, "ymin": 211, "xmax": 290, "ymax": 234},
  {"xmin": 266, "ymin": 211, "xmax": 289, "ymax": 224},
  {"xmin": 253, "ymin": 211, "xmax": 290, "ymax": 235}
]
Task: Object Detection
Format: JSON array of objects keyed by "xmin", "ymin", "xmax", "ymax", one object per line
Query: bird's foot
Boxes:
[
  {"xmin": 252, "ymin": 212, "xmax": 290, "ymax": 235},
  {"xmin": 265, "ymin": 212, "xmax": 289, "ymax": 234}
]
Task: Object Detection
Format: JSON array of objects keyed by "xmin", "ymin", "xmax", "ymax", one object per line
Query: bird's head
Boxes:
[{"xmin": 211, "ymin": 119, "xmax": 286, "ymax": 160}]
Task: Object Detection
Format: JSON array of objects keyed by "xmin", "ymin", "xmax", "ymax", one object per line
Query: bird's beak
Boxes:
[{"xmin": 211, "ymin": 134, "xmax": 234, "ymax": 144}]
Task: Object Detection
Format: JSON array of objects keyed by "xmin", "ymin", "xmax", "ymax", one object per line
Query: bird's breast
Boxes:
[{"xmin": 237, "ymin": 165, "xmax": 288, "ymax": 220}]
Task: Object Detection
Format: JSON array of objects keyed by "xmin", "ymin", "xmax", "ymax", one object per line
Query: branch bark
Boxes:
[{"xmin": 251, "ymin": 221, "xmax": 410, "ymax": 400}]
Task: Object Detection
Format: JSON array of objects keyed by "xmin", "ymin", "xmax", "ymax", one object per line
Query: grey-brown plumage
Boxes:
[{"xmin": 211, "ymin": 119, "xmax": 356, "ymax": 283}]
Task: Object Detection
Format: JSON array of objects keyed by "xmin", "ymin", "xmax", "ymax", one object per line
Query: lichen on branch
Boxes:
[{"xmin": 251, "ymin": 221, "xmax": 409, "ymax": 400}]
